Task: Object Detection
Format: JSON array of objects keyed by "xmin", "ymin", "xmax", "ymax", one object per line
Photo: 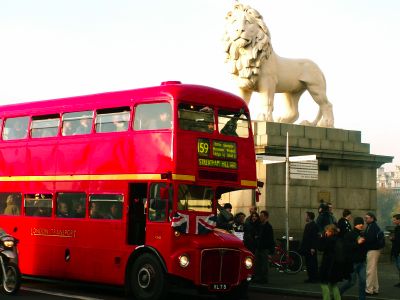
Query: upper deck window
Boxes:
[
  {"xmin": 95, "ymin": 107, "xmax": 130, "ymax": 133},
  {"xmin": 62, "ymin": 111, "xmax": 93, "ymax": 136},
  {"xmin": 178, "ymin": 104, "xmax": 214, "ymax": 133},
  {"xmin": 31, "ymin": 115, "xmax": 60, "ymax": 138},
  {"xmin": 134, "ymin": 103, "xmax": 172, "ymax": 130},
  {"xmin": 2, "ymin": 116, "xmax": 30, "ymax": 140},
  {"xmin": 218, "ymin": 109, "xmax": 249, "ymax": 138}
]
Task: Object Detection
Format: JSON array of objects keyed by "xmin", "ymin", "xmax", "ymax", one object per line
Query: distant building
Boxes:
[{"xmin": 377, "ymin": 165, "xmax": 400, "ymax": 188}]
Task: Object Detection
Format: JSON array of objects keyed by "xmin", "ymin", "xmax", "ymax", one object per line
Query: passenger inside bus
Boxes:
[
  {"xmin": 111, "ymin": 114, "xmax": 128, "ymax": 132},
  {"xmin": 73, "ymin": 119, "xmax": 92, "ymax": 135},
  {"xmin": 57, "ymin": 201, "xmax": 70, "ymax": 218},
  {"xmin": 3, "ymin": 194, "xmax": 20, "ymax": 216},
  {"xmin": 147, "ymin": 111, "xmax": 171, "ymax": 130},
  {"xmin": 89, "ymin": 202, "xmax": 102, "ymax": 219},
  {"xmin": 105, "ymin": 203, "xmax": 122, "ymax": 219},
  {"xmin": 71, "ymin": 200, "xmax": 85, "ymax": 218}
]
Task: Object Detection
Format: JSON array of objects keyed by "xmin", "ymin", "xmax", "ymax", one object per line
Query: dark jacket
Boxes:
[
  {"xmin": 300, "ymin": 220, "xmax": 319, "ymax": 255},
  {"xmin": 337, "ymin": 217, "xmax": 352, "ymax": 238},
  {"xmin": 391, "ymin": 224, "xmax": 400, "ymax": 257},
  {"xmin": 364, "ymin": 221, "xmax": 382, "ymax": 251},
  {"xmin": 316, "ymin": 212, "xmax": 335, "ymax": 233},
  {"xmin": 318, "ymin": 235, "xmax": 349, "ymax": 283},
  {"xmin": 243, "ymin": 219, "xmax": 259, "ymax": 254},
  {"xmin": 256, "ymin": 221, "xmax": 275, "ymax": 253},
  {"xmin": 216, "ymin": 210, "xmax": 233, "ymax": 231},
  {"xmin": 343, "ymin": 228, "xmax": 367, "ymax": 263}
]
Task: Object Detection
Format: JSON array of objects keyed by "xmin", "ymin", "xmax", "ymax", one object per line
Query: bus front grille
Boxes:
[{"xmin": 200, "ymin": 249, "xmax": 240, "ymax": 285}]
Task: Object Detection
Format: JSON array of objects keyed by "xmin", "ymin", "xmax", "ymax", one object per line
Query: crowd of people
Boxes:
[{"xmin": 216, "ymin": 201, "xmax": 400, "ymax": 300}]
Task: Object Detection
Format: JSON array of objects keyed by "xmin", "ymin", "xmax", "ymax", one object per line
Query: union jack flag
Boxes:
[
  {"xmin": 196, "ymin": 214, "xmax": 217, "ymax": 234},
  {"xmin": 171, "ymin": 212, "xmax": 189, "ymax": 233}
]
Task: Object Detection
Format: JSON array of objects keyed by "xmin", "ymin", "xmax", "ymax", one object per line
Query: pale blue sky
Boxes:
[{"xmin": 1, "ymin": 0, "xmax": 399, "ymax": 167}]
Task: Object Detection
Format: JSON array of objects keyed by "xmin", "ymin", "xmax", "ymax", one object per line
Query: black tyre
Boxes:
[
  {"xmin": 130, "ymin": 253, "xmax": 167, "ymax": 300},
  {"xmin": 279, "ymin": 251, "xmax": 303, "ymax": 274},
  {"xmin": 1, "ymin": 262, "xmax": 21, "ymax": 295}
]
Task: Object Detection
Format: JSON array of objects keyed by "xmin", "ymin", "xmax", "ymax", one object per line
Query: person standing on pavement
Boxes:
[
  {"xmin": 244, "ymin": 206, "xmax": 257, "ymax": 223},
  {"xmin": 316, "ymin": 203, "xmax": 335, "ymax": 234},
  {"xmin": 318, "ymin": 224, "xmax": 348, "ymax": 300},
  {"xmin": 339, "ymin": 217, "xmax": 367, "ymax": 300},
  {"xmin": 390, "ymin": 213, "xmax": 400, "ymax": 287},
  {"xmin": 216, "ymin": 203, "xmax": 234, "ymax": 231},
  {"xmin": 300, "ymin": 211, "xmax": 319, "ymax": 283},
  {"xmin": 253, "ymin": 210, "xmax": 275, "ymax": 284},
  {"xmin": 364, "ymin": 212, "xmax": 384, "ymax": 295},
  {"xmin": 243, "ymin": 212, "xmax": 260, "ymax": 254},
  {"xmin": 337, "ymin": 209, "xmax": 352, "ymax": 238}
]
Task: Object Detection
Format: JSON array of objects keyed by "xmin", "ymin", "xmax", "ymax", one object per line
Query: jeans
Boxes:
[
  {"xmin": 395, "ymin": 255, "xmax": 400, "ymax": 272},
  {"xmin": 340, "ymin": 262, "xmax": 366, "ymax": 300}
]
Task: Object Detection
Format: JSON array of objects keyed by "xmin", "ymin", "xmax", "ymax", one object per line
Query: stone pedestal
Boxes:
[{"xmin": 252, "ymin": 122, "xmax": 392, "ymax": 240}]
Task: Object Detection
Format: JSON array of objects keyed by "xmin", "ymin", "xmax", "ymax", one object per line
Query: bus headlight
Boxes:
[
  {"xmin": 178, "ymin": 255, "xmax": 190, "ymax": 268},
  {"xmin": 244, "ymin": 256, "xmax": 253, "ymax": 269},
  {"xmin": 3, "ymin": 240, "xmax": 14, "ymax": 248}
]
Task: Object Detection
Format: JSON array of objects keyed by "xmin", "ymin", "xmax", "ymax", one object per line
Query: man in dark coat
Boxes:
[
  {"xmin": 316, "ymin": 202, "xmax": 335, "ymax": 234},
  {"xmin": 340, "ymin": 216, "xmax": 367, "ymax": 300},
  {"xmin": 253, "ymin": 210, "xmax": 275, "ymax": 284},
  {"xmin": 391, "ymin": 214, "xmax": 400, "ymax": 287},
  {"xmin": 300, "ymin": 211, "xmax": 319, "ymax": 283},
  {"xmin": 337, "ymin": 209, "xmax": 352, "ymax": 238},
  {"xmin": 216, "ymin": 203, "xmax": 234, "ymax": 231}
]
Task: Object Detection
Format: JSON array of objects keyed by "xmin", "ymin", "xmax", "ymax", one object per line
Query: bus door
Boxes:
[
  {"xmin": 145, "ymin": 183, "xmax": 173, "ymax": 254},
  {"xmin": 127, "ymin": 183, "xmax": 147, "ymax": 245}
]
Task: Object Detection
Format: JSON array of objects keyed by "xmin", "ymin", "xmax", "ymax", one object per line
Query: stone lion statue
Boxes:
[{"xmin": 224, "ymin": 3, "xmax": 334, "ymax": 127}]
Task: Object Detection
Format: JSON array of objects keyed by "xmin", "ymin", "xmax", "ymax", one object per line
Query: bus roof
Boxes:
[{"xmin": 0, "ymin": 82, "xmax": 248, "ymax": 116}]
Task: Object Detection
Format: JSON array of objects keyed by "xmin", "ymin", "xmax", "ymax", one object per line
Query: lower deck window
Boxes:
[
  {"xmin": 24, "ymin": 193, "xmax": 53, "ymax": 217},
  {"xmin": 0, "ymin": 193, "xmax": 22, "ymax": 216},
  {"xmin": 89, "ymin": 194, "xmax": 123, "ymax": 219}
]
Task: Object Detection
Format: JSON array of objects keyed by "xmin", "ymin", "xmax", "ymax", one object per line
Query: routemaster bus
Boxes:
[{"xmin": 0, "ymin": 81, "xmax": 257, "ymax": 300}]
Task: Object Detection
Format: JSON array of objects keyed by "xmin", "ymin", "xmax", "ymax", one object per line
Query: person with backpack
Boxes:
[
  {"xmin": 364, "ymin": 212, "xmax": 385, "ymax": 295},
  {"xmin": 339, "ymin": 217, "xmax": 367, "ymax": 300},
  {"xmin": 318, "ymin": 224, "xmax": 349, "ymax": 300}
]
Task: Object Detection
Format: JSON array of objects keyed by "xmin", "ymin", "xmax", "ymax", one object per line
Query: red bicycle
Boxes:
[{"xmin": 267, "ymin": 239, "xmax": 303, "ymax": 274}]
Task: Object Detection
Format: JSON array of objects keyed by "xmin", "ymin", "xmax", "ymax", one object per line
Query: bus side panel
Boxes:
[
  {"xmin": 0, "ymin": 141, "xmax": 28, "ymax": 176},
  {"xmin": 132, "ymin": 133, "xmax": 173, "ymax": 174}
]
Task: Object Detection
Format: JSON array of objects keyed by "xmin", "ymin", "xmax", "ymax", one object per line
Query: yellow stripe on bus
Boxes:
[
  {"xmin": 0, "ymin": 173, "xmax": 195, "ymax": 182},
  {"xmin": 240, "ymin": 180, "xmax": 257, "ymax": 187}
]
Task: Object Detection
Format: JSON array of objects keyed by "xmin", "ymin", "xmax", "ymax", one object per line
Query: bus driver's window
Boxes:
[{"xmin": 148, "ymin": 183, "xmax": 171, "ymax": 222}]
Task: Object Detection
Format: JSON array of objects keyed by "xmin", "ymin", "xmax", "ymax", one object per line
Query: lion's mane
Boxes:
[{"xmin": 224, "ymin": 3, "xmax": 273, "ymax": 90}]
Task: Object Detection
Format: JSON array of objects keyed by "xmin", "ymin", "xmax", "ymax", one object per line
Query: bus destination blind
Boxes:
[{"xmin": 197, "ymin": 139, "xmax": 237, "ymax": 169}]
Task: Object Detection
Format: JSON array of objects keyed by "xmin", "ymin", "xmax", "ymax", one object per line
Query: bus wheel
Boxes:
[{"xmin": 130, "ymin": 253, "xmax": 167, "ymax": 300}]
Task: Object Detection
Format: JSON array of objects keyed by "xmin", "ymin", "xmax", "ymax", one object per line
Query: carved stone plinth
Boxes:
[{"xmin": 234, "ymin": 122, "xmax": 393, "ymax": 241}]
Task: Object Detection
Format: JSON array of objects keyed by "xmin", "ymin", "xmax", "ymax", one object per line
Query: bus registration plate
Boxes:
[{"xmin": 210, "ymin": 283, "xmax": 229, "ymax": 291}]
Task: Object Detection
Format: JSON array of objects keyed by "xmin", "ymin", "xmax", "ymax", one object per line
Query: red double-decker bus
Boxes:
[{"xmin": 0, "ymin": 81, "xmax": 257, "ymax": 300}]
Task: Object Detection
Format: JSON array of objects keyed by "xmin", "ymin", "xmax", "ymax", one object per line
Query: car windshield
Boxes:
[{"xmin": 177, "ymin": 184, "xmax": 213, "ymax": 212}]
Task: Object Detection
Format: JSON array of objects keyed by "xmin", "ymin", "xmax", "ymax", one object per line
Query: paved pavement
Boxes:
[{"xmin": 249, "ymin": 261, "xmax": 400, "ymax": 300}]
